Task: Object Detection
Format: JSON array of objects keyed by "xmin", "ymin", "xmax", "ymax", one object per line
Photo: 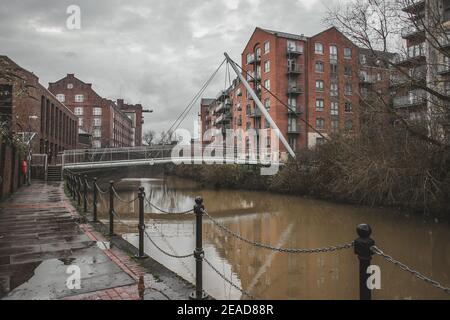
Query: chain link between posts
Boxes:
[
  {"xmin": 112, "ymin": 187, "xmax": 139, "ymax": 204},
  {"xmin": 143, "ymin": 230, "xmax": 194, "ymax": 259},
  {"xmin": 371, "ymin": 245, "xmax": 450, "ymax": 294},
  {"xmin": 145, "ymin": 196, "xmax": 194, "ymax": 215},
  {"xmin": 203, "ymin": 257, "xmax": 258, "ymax": 300},
  {"xmin": 202, "ymin": 209, "xmax": 354, "ymax": 254}
]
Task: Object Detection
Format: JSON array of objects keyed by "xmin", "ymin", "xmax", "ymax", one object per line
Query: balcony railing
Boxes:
[
  {"xmin": 216, "ymin": 90, "xmax": 229, "ymax": 101},
  {"xmin": 287, "ymin": 126, "xmax": 300, "ymax": 134},
  {"xmin": 393, "ymin": 91, "xmax": 427, "ymax": 108},
  {"xmin": 249, "ymin": 108, "xmax": 262, "ymax": 118},
  {"xmin": 286, "ymin": 106, "xmax": 303, "ymax": 115},
  {"xmin": 247, "ymin": 53, "xmax": 261, "ymax": 65},
  {"xmin": 287, "ymin": 65, "xmax": 303, "ymax": 74},
  {"xmin": 401, "ymin": 25, "xmax": 425, "ymax": 38},
  {"xmin": 287, "ymin": 85, "xmax": 302, "ymax": 95},
  {"xmin": 247, "ymin": 71, "xmax": 261, "ymax": 82},
  {"xmin": 437, "ymin": 64, "xmax": 450, "ymax": 75},
  {"xmin": 287, "ymin": 46, "xmax": 304, "ymax": 55},
  {"xmin": 359, "ymin": 74, "xmax": 377, "ymax": 84}
]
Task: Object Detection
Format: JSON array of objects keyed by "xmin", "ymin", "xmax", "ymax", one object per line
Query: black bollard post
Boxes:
[
  {"xmin": 354, "ymin": 224, "xmax": 375, "ymax": 300},
  {"xmin": 83, "ymin": 175, "xmax": 88, "ymax": 213},
  {"xmin": 136, "ymin": 187, "xmax": 149, "ymax": 259},
  {"xmin": 93, "ymin": 177, "xmax": 98, "ymax": 222},
  {"xmin": 109, "ymin": 181, "xmax": 114, "ymax": 237},
  {"xmin": 189, "ymin": 197, "xmax": 208, "ymax": 300},
  {"xmin": 72, "ymin": 175, "xmax": 76, "ymax": 201},
  {"xmin": 77, "ymin": 175, "xmax": 81, "ymax": 207}
]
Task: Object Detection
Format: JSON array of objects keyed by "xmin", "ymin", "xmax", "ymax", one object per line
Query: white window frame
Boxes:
[
  {"xmin": 74, "ymin": 107, "xmax": 84, "ymax": 116},
  {"xmin": 75, "ymin": 94, "xmax": 84, "ymax": 103},
  {"xmin": 56, "ymin": 94, "xmax": 65, "ymax": 102},
  {"xmin": 316, "ymin": 99, "xmax": 324, "ymax": 111},
  {"xmin": 264, "ymin": 60, "xmax": 270, "ymax": 73},
  {"xmin": 93, "ymin": 107, "xmax": 102, "ymax": 116},
  {"xmin": 264, "ymin": 41, "xmax": 270, "ymax": 54},
  {"xmin": 331, "ymin": 101, "xmax": 339, "ymax": 116},
  {"xmin": 315, "ymin": 42, "xmax": 324, "ymax": 54},
  {"xmin": 264, "ymin": 79, "xmax": 270, "ymax": 90},
  {"xmin": 316, "ymin": 80, "xmax": 324, "ymax": 91}
]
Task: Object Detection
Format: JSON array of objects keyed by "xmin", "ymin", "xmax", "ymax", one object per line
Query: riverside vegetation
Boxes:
[{"xmin": 169, "ymin": 124, "xmax": 450, "ymax": 218}]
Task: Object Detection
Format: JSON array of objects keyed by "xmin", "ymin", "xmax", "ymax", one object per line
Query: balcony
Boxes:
[
  {"xmin": 402, "ymin": 0, "xmax": 425, "ymax": 14},
  {"xmin": 395, "ymin": 48, "xmax": 426, "ymax": 66},
  {"xmin": 390, "ymin": 68, "xmax": 427, "ymax": 87},
  {"xmin": 287, "ymin": 85, "xmax": 302, "ymax": 95},
  {"xmin": 287, "ymin": 65, "xmax": 303, "ymax": 75},
  {"xmin": 249, "ymin": 108, "xmax": 262, "ymax": 118},
  {"xmin": 247, "ymin": 71, "xmax": 261, "ymax": 82},
  {"xmin": 287, "ymin": 126, "xmax": 300, "ymax": 134},
  {"xmin": 393, "ymin": 91, "xmax": 427, "ymax": 108},
  {"xmin": 437, "ymin": 64, "xmax": 450, "ymax": 75},
  {"xmin": 286, "ymin": 106, "xmax": 303, "ymax": 115},
  {"xmin": 401, "ymin": 25, "xmax": 425, "ymax": 39},
  {"xmin": 215, "ymin": 113, "xmax": 231, "ymax": 125},
  {"xmin": 247, "ymin": 53, "xmax": 261, "ymax": 65},
  {"xmin": 215, "ymin": 101, "xmax": 231, "ymax": 114},
  {"xmin": 359, "ymin": 73, "xmax": 377, "ymax": 84},
  {"xmin": 286, "ymin": 46, "xmax": 304, "ymax": 56},
  {"xmin": 216, "ymin": 90, "xmax": 229, "ymax": 101}
]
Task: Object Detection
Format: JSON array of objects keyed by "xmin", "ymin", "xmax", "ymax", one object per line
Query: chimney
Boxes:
[{"xmin": 117, "ymin": 99, "xmax": 124, "ymax": 108}]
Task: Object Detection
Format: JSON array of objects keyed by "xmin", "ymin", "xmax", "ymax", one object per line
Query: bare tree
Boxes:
[
  {"xmin": 143, "ymin": 129, "xmax": 156, "ymax": 146},
  {"xmin": 325, "ymin": 0, "xmax": 450, "ymax": 148}
]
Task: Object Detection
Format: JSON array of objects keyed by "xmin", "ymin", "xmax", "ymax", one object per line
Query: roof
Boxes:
[
  {"xmin": 259, "ymin": 28, "xmax": 308, "ymax": 41},
  {"xmin": 201, "ymin": 98, "xmax": 215, "ymax": 106}
]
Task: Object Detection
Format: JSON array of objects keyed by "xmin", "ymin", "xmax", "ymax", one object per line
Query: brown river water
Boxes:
[{"xmin": 93, "ymin": 175, "xmax": 450, "ymax": 300}]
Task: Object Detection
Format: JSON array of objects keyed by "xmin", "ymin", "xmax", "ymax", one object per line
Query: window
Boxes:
[
  {"xmin": 75, "ymin": 94, "xmax": 84, "ymax": 103},
  {"xmin": 331, "ymin": 119, "xmax": 339, "ymax": 133},
  {"xmin": 344, "ymin": 48, "xmax": 352, "ymax": 59},
  {"xmin": 316, "ymin": 99, "xmax": 324, "ymax": 111},
  {"xmin": 264, "ymin": 60, "xmax": 270, "ymax": 73},
  {"xmin": 264, "ymin": 98, "xmax": 270, "ymax": 111},
  {"xmin": 67, "ymin": 83, "xmax": 73, "ymax": 89},
  {"xmin": 331, "ymin": 101, "xmax": 339, "ymax": 116},
  {"xmin": 93, "ymin": 129, "xmax": 102, "ymax": 138},
  {"xmin": 93, "ymin": 107, "xmax": 102, "ymax": 116},
  {"xmin": 345, "ymin": 83, "xmax": 353, "ymax": 95},
  {"xmin": 331, "ymin": 82, "xmax": 338, "ymax": 96},
  {"xmin": 246, "ymin": 53, "xmax": 254, "ymax": 64},
  {"xmin": 331, "ymin": 64, "xmax": 338, "ymax": 74},
  {"xmin": 330, "ymin": 45, "xmax": 338, "ymax": 62},
  {"xmin": 345, "ymin": 119, "xmax": 353, "ymax": 131},
  {"xmin": 316, "ymin": 118, "xmax": 325, "ymax": 130},
  {"xmin": 74, "ymin": 107, "xmax": 84, "ymax": 115},
  {"xmin": 56, "ymin": 94, "xmax": 65, "ymax": 102},
  {"xmin": 377, "ymin": 73, "xmax": 382, "ymax": 81},
  {"xmin": 315, "ymin": 42, "xmax": 324, "ymax": 54},
  {"xmin": 256, "ymin": 47, "xmax": 261, "ymax": 59},
  {"xmin": 344, "ymin": 66, "xmax": 352, "ymax": 76},
  {"xmin": 345, "ymin": 102, "xmax": 353, "ymax": 112},
  {"xmin": 288, "ymin": 116, "xmax": 297, "ymax": 132},
  {"xmin": 264, "ymin": 41, "xmax": 270, "ymax": 54},
  {"xmin": 92, "ymin": 140, "xmax": 101, "ymax": 148},
  {"xmin": 288, "ymin": 137, "xmax": 297, "ymax": 151},
  {"xmin": 315, "ymin": 61, "xmax": 324, "ymax": 73},
  {"xmin": 93, "ymin": 118, "xmax": 102, "ymax": 127},
  {"xmin": 316, "ymin": 80, "xmax": 324, "ymax": 91},
  {"xmin": 360, "ymin": 54, "xmax": 367, "ymax": 65},
  {"xmin": 264, "ymin": 79, "xmax": 270, "ymax": 90},
  {"xmin": 78, "ymin": 117, "xmax": 83, "ymax": 127},
  {"xmin": 288, "ymin": 97, "xmax": 297, "ymax": 108}
]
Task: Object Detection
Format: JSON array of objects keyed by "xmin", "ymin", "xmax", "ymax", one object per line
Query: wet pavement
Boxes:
[{"xmin": 0, "ymin": 181, "xmax": 135, "ymax": 300}]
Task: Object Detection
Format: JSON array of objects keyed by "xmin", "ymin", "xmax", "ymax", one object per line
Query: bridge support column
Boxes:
[
  {"xmin": 354, "ymin": 224, "xmax": 375, "ymax": 300},
  {"xmin": 189, "ymin": 197, "xmax": 208, "ymax": 300},
  {"xmin": 109, "ymin": 181, "xmax": 115, "ymax": 237}
]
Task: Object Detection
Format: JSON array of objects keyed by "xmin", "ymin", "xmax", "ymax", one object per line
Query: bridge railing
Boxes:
[
  {"xmin": 64, "ymin": 171, "xmax": 449, "ymax": 300},
  {"xmin": 63, "ymin": 145, "xmax": 285, "ymax": 167}
]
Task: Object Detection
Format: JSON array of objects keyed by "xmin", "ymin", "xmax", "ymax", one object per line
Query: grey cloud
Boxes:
[{"xmin": 0, "ymin": 0, "xmax": 328, "ymax": 136}]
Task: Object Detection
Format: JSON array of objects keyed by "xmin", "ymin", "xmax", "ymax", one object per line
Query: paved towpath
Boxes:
[{"xmin": 0, "ymin": 181, "xmax": 194, "ymax": 300}]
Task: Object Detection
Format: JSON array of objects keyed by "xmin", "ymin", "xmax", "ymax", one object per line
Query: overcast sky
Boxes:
[{"xmin": 0, "ymin": 0, "xmax": 332, "ymax": 137}]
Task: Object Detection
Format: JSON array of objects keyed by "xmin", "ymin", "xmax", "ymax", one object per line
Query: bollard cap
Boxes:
[
  {"xmin": 356, "ymin": 224, "xmax": 372, "ymax": 238},
  {"xmin": 93, "ymin": 177, "xmax": 97, "ymax": 182},
  {"xmin": 195, "ymin": 196, "xmax": 203, "ymax": 205},
  {"xmin": 109, "ymin": 180, "xmax": 114, "ymax": 185}
]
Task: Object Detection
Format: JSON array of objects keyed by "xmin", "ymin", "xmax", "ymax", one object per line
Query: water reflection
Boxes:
[{"xmin": 95, "ymin": 176, "xmax": 450, "ymax": 300}]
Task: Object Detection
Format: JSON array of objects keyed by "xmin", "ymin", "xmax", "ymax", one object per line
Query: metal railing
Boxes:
[{"xmin": 64, "ymin": 171, "xmax": 450, "ymax": 300}]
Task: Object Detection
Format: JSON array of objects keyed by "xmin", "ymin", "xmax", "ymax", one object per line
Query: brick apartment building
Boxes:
[
  {"xmin": 0, "ymin": 56, "xmax": 78, "ymax": 155},
  {"xmin": 200, "ymin": 27, "xmax": 392, "ymax": 152},
  {"xmin": 48, "ymin": 75, "xmax": 135, "ymax": 148}
]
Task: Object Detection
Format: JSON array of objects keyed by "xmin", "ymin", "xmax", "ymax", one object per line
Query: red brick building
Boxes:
[
  {"xmin": 48, "ymin": 75, "xmax": 134, "ymax": 148},
  {"xmin": 116, "ymin": 99, "xmax": 146, "ymax": 147},
  {"xmin": 0, "ymin": 56, "xmax": 78, "ymax": 156},
  {"xmin": 200, "ymin": 27, "xmax": 391, "ymax": 152}
]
